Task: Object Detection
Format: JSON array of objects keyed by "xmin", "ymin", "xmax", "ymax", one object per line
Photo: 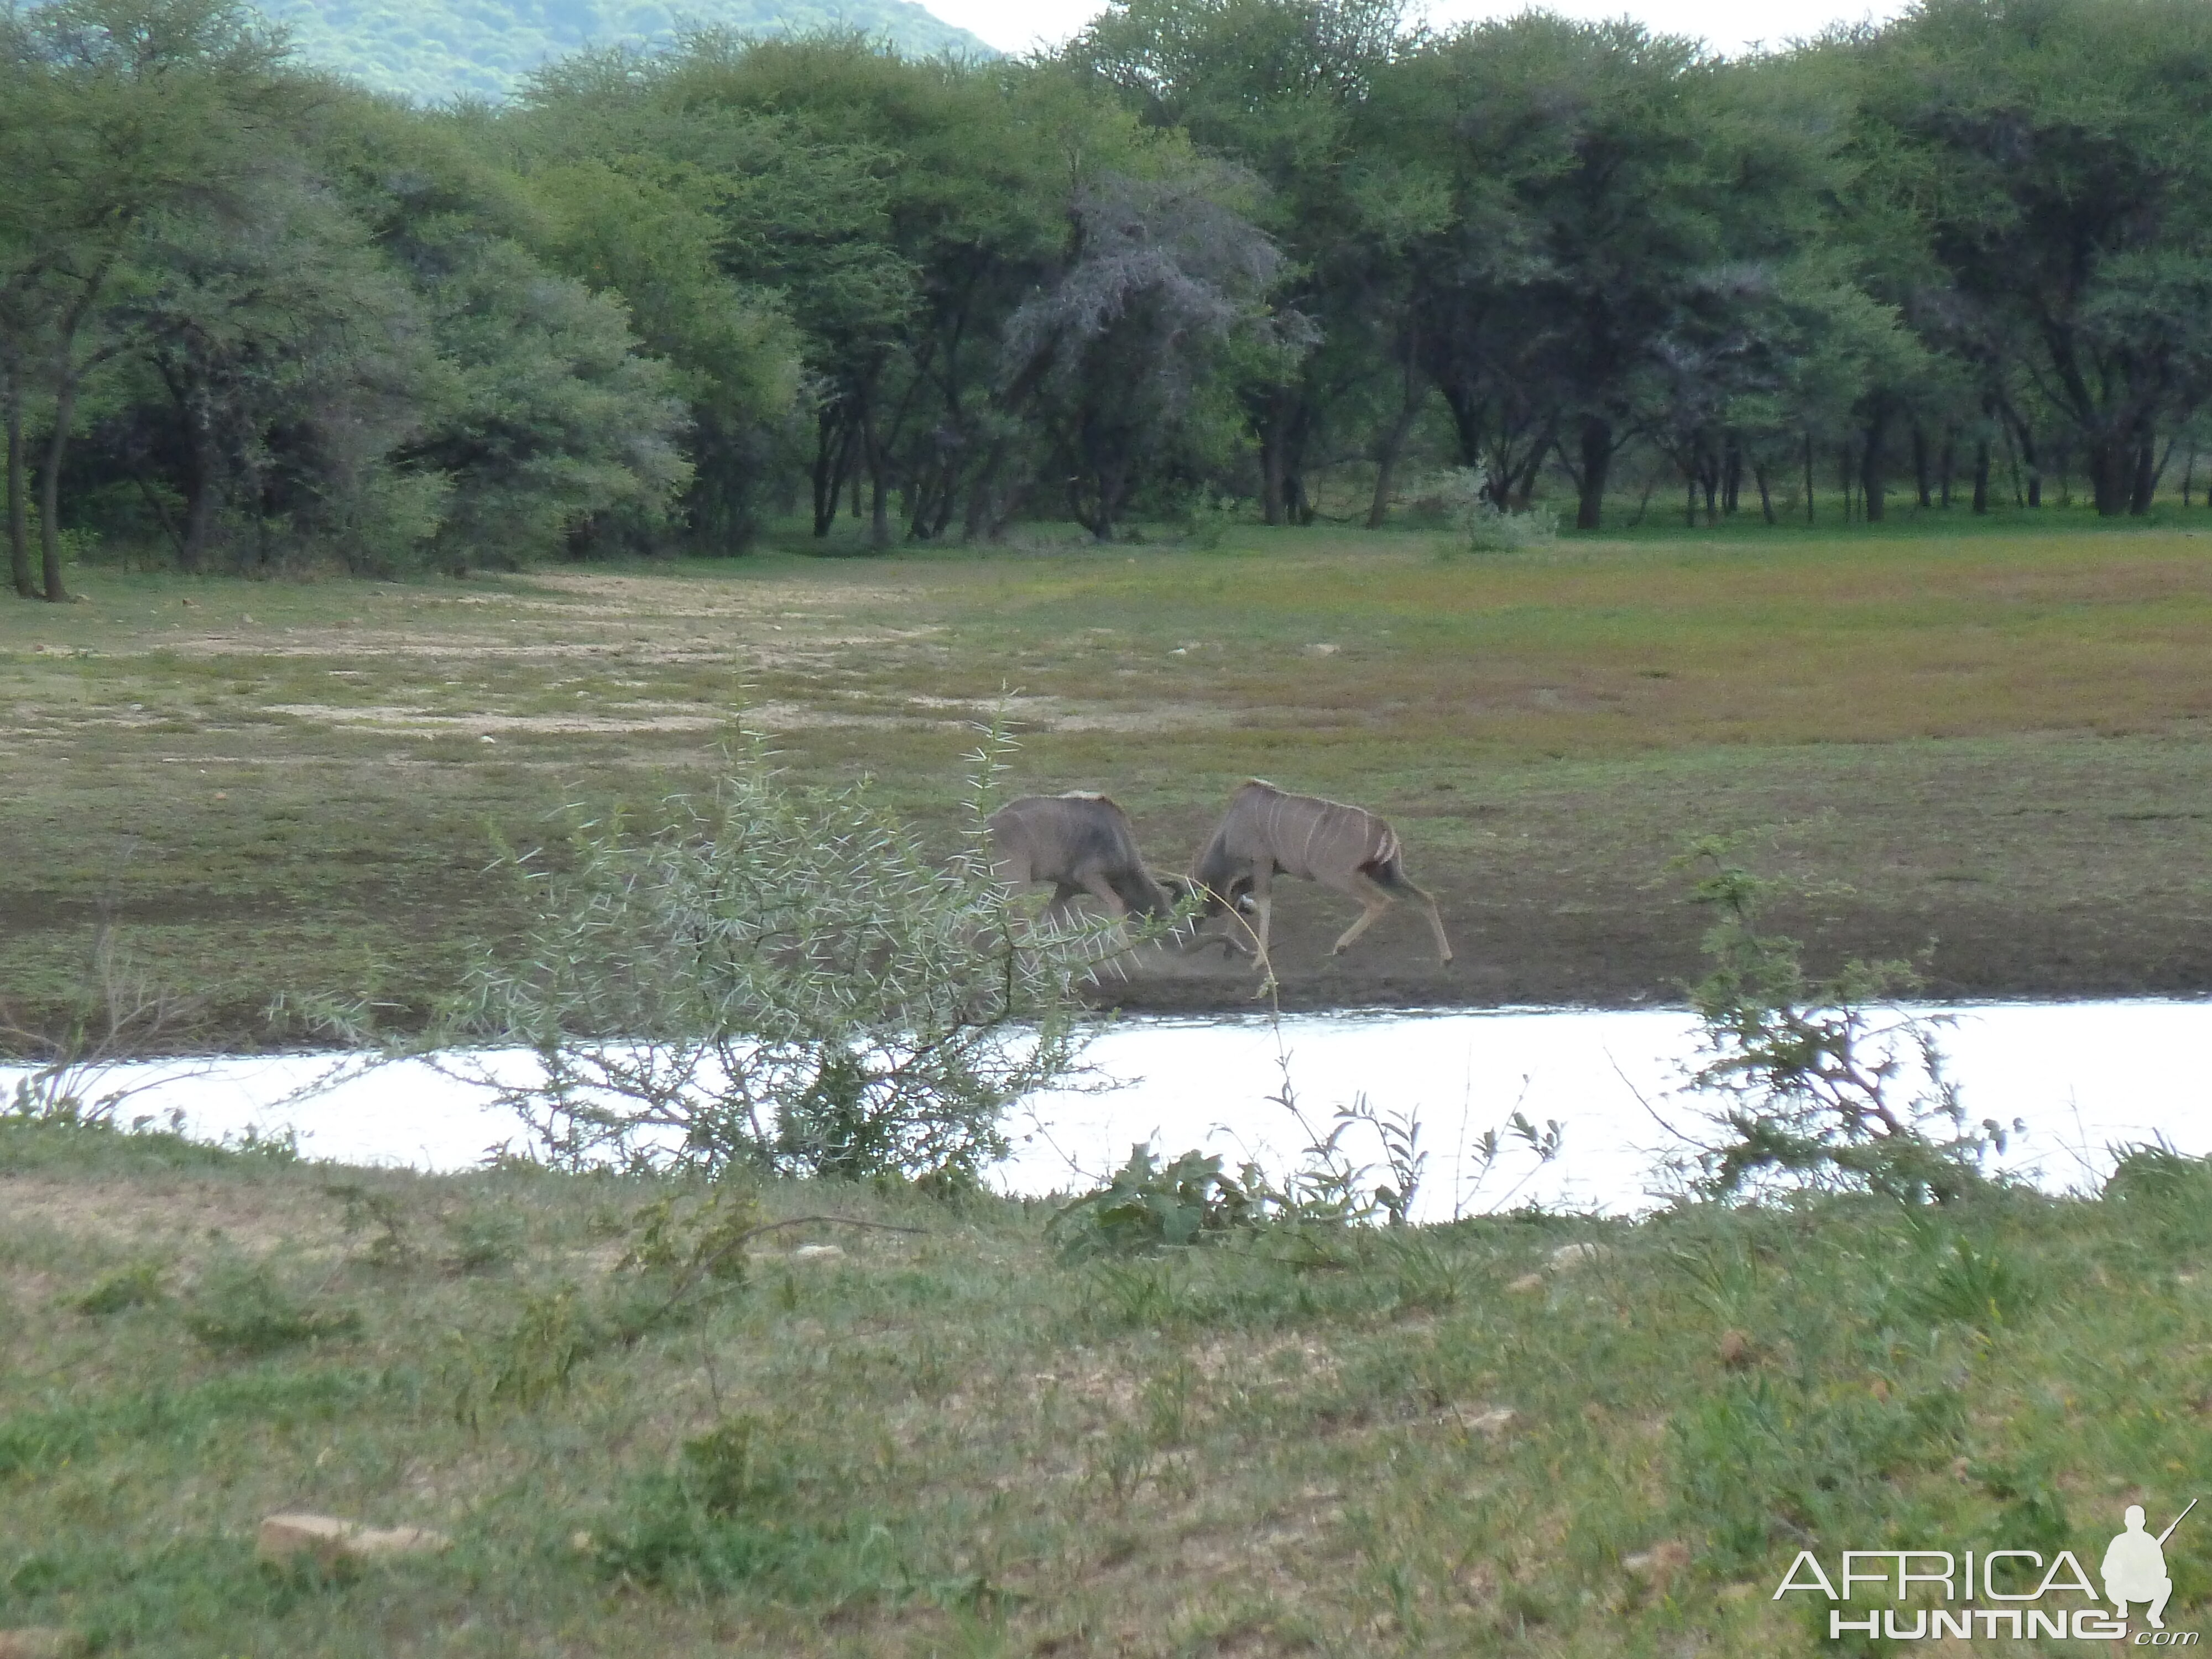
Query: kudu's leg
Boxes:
[
  {"xmin": 1415, "ymin": 887, "xmax": 1453, "ymax": 963},
  {"xmin": 1076, "ymin": 870, "xmax": 1130, "ymax": 920},
  {"xmin": 1335, "ymin": 869, "xmax": 1454, "ymax": 963},
  {"xmin": 1040, "ymin": 881, "xmax": 1086, "ymax": 928},
  {"xmin": 1329, "ymin": 873, "xmax": 1396, "ymax": 956},
  {"xmin": 1076, "ymin": 870, "xmax": 1143, "ymax": 969},
  {"xmin": 1245, "ymin": 869, "xmax": 1276, "ymax": 976}
]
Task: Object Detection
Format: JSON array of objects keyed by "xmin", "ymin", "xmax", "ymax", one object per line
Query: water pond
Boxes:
[{"xmin": 18, "ymin": 999, "xmax": 2209, "ymax": 1218}]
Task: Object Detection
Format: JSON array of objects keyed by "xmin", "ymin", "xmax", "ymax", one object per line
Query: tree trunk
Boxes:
[
  {"xmin": 1257, "ymin": 387, "xmax": 1302, "ymax": 526},
  {"xmin": 1860, "ymin": 407, "xmax": 1888, "ymax": 523},
  {"xmin": 1722, "ymin": 434, "xmax": 1742, "ymax": 515},
  {"xmin": 961, "ymin": 437, "xmax": 1011, "ymax": 541},
  {"xmin": 2085, "ymin": 439, "xmax": 2131, "ymax": 517},
  {"xmin": 1439, "ymin": 384, "xmax": 1483, "ymax": 470},
  {"xmin": 1803, "ymin": 431, "xmax": 1814, "ymax": 524},
  {"xmin": 1091, "ymin": 464, "xmax": 1126, "ymax": 543},
  {"xmin": 1971, "ymin": 437, "xmax": 1991, "ymax": 515},
  {"xmin": 1912, "ymin": 424, "xmax": 1932, "ymax": 509},
  {"xmin": 868, "ymin": 469, "xmax": 891, "ymax": 546},
  {"xmin": 156, "ymin": 360, "xmax": 215, "ymax": 572},
  {"xmin": 1683, "ymin": 471, "xmax": 1698, "ymax": 529},
  {"xmin": 811, "ymin": 408, "xmax": 851, "ymax": 538},
  {"xmin": 2128, "ymin": 434, "xmax": 2158, "ymax": 515},
  {"xmin": 1753, "ymin": 461, "xmax": 1775, "ymax": 524},
  {"xmin": 926, "ymin": 454, "xmax": 958, "ymax": 540},
  {"xmin": 38, "ymin": 373, "xmax": 75, "ymax": 601},
  {"xmin": 860, "ymin": 405, "xmax": 891, "ymax": 548},
  {"xmin": 179, "ymin": 427, "xmax": 218, "ymax": 575},
  {"xmin": 1365, "ymin": 399, "xmax": 1422, "ymax": 529},
  {"xmin": 4, "ymin": 372, "xmax": 29, "ymax": 598},
  {"xmin": 2018, "ymin": 423, "xmax": 2041, "ymax": 508},
  {"xmin": 1939, "ymin": 431, "xmax": 1954, "ymax": 508},
  {"xmin": 1260, "ymin": 427, "xmax": 1286, "ymax": 526},
  {"xmin": 1574, "ymin": 416, "xmax": 1611, "ymax": 530},
  {"xmin": 30, "ymin": 273, "xmax": 109, "ymax": 601}
]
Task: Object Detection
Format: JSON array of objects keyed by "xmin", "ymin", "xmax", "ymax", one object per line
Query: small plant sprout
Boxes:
[{"xmin": 2, "ymin": 919, "xmax": 208, "ymax": 1131}]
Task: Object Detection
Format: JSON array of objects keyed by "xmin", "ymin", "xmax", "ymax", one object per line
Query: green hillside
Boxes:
[{"xmin": 254, "ymin": 0, "xmax": 998, "ymax": 101}]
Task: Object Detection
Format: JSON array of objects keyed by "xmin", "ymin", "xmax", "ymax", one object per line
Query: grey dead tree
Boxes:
[{"xmin": 990, "ymin": 168, "xmax": 1312, "ymax": 542}]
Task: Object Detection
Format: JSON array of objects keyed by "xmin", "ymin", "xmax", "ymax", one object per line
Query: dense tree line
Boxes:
[{"xmin": 7, "ymin": 0, "xmax": 2211, "ymax": 597}]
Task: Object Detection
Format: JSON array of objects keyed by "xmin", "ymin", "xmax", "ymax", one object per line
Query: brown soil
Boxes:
[{"xmin": 1092, "ymin": 873, "xmax": 2212, "ymax": 1016}]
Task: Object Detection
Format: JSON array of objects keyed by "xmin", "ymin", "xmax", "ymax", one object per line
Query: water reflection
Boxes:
[{"xmin": 9, "ymin": 1000, "xmax": 2207, "ymax": 1218}]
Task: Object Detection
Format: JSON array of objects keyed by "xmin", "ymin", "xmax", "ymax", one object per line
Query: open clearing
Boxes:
[{"xmin": 4, "ymin": 520, "xmax": 2212, "ymax": 1039}]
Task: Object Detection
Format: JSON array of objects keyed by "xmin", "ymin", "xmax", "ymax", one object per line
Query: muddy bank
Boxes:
[{"xmin": 1087, "ymin": 883, "xmax": 2212, "ymax": 1015}]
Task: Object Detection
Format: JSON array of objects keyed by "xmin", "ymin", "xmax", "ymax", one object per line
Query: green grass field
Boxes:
[
  {"xmin": 3, "ymin": 1115, "xmax": 2209, "ymax": 1655},
  {"xmin": 4, "ymin": 514, "xmax": 2212, "ymax": 1035}
]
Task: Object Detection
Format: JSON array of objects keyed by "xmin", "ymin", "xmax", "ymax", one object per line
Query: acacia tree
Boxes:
[
  {"xmin": 104, "ymin": 174, "xmax": 445, "ymax": 572},
  {"xmin": 512, "ymin": 44, "xmax": 885, "ymax": 549},
  {"xmin": 303, "ymin": 94, "xmax": 696, "ymax": 570},
  {"xmin": 1399, "ymin": 18, "xmax": 1845, "ymax": 529},
  {"xmin": 523, "ymin": 154, "xmax": 802, "ymax": 554},
  {"xmin": 1856, "ymin": 0, "xmax": 2212, "ymax": 515},
  {"xmin": 0, "ymin": 0, "xmax": 301, "ymax": 599}
]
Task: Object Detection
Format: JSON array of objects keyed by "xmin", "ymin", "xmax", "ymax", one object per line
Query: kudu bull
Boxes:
[
  {"xmin": 1188, "ymin": 779, "xmax": 1453, "ymax": 972},
  {"xmin": 985, "ymin": 792, "xmax": 1178, "ymax": 931}
]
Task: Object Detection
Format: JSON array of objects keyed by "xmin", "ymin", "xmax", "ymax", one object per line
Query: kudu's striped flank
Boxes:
[{"xmin": 1188, "ymin": 780, "xmax": 1453, "ymax": 973}]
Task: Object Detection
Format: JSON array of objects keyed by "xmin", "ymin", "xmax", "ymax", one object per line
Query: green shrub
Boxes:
[
  {"xmin": 74, "ymin": 1264, "xmax": 165, "ymax": 1316},
  {"xmin": 1898, "ymin": 1233, "xmax": 2036, "ymax": 1329},
  {"xmin": 1463, "ymin": 501, "xmax": 1559, "ymax": 552},
  {"xmin": 1181, "ymin": 493, "xmax": 1237, "ymax": 550},
  {"xmin": 1423, "ymin": 470, "xmax": 1559, "ymax": 553},
  {"xmin": 2103, "ymin": 1139, "xmax": 2212, "ymax": 1208},
  {"xmin": 1048, "ymin": 1146, "xmax": 1271, "ymax": 1259},
  {"xmin": 444, "ymin": 728, "xmax": 1111, "ymax": 1182},
  {"xmin": 185, "ymin": 1265, "xmax": 362, "ymax": 1355},
  {"xmin": 594, "ymin": 1416, "xmax": 927, "ymax": 1604},
  {"xmin": 442, "ymin": 1206, "xmax": 526, "ymax": 1274},
  {"xmin": 1670, "ymin": 844, "xmax": 2012, "ymax": 1204}
]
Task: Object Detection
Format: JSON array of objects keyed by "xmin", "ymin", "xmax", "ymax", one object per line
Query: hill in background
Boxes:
[{"xmin": 254, "ymin": 0, "xmax": 998, "ymax": 102}]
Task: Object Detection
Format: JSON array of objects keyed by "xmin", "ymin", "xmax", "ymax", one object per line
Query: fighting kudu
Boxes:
[
  {"xmin": 1188, "ymin": 779, "xmax": 1453, "ymax": 972},
  {"xmin": 986, "ymin": 792, "xmax": 1177, "ymax": 932}
]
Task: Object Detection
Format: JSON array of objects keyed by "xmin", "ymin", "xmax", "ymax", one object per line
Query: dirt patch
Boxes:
[
  {"xmin": 742, "ymin": 693, "xmax": 1234, "ymax": 734},
  {"xmin": 263, "ymin": 703, "xmax": 728, "ymax": 735},
  {"xmin": 0, "ymin": 1174, "xmax": 348, "ymax": 1260}
]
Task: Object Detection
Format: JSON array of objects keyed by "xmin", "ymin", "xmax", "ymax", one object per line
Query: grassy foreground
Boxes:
[
  {"xmin": 3, "ymin": 1115, "xmax": 2209, "ymax": 1655},
  {"xmin": 7, "ymin": 517, "xmax": 2212, "ymax": 1036}
]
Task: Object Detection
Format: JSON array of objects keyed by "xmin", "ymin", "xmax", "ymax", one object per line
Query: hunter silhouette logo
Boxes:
[
  {"xmin": 1775, "ymin": 1498, "xmax": 2202, "ymax": 1643},
  {"xmin": 2106, "ymin": 1500, "xmax": 2194, "ymax": 1630}
]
